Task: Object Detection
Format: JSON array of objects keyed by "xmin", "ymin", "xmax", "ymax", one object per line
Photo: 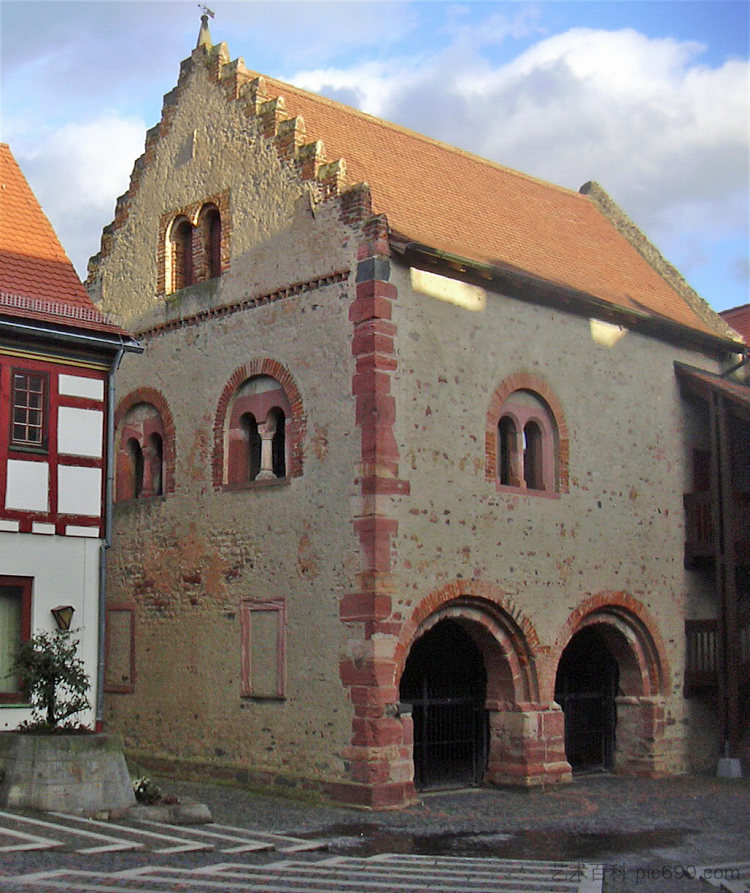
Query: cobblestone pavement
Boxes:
[{"xmin": 0, "ymin": 773, "xmax": 748, "ymax": 892}]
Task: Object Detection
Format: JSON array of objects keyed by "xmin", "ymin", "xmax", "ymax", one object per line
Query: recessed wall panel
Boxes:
[
  {"xmin": 6, "ymin": 460, "xmax": 48, "ymax": 512},
  {"xmin": 57, "ymin": 407, "xmax": 103, "ymax": 457},
  {"xmin": 57, "ymin": 465, "xmax": 102, "ymax": 517}
]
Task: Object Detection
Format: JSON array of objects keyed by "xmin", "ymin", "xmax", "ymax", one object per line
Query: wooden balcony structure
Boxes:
[
  {"xmin": 675, "ymin": 362, "xmax": 750, "ymax": 758},
  {"xmin": 684, "ymin": 492, "xmax": 750, "ymax": 567},
  {"xmin": 684, "ymin": 618, "xmax": 750, "ymax": 696}
]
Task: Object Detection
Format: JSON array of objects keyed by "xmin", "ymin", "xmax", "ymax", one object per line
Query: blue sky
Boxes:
[{"xmin": 1, "ymin": 1, "xmax": 748, "ymax": 313}]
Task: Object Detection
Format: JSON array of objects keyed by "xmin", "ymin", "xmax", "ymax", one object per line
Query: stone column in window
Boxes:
[{"xmin": 256, "ymin": 415, "xmax": 278, "ymax": 480}]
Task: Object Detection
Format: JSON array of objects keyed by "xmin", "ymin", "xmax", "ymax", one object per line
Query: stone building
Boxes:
[
  {"xmin": 0, "ymin": 144, "xmax": 140, "ymax": 730},
  {"xmin": 89, "ymin": 19, "xmax": 749, "ymax": 807}
]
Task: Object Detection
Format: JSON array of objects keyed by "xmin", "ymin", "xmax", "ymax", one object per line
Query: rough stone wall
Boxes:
[
  {"xmin": 386, "ymin": 262, "xmax": 724, "ymax": 774},
  {"xmin": 94, "ymin": 47, "xmax": 364, "ymax": 788}
]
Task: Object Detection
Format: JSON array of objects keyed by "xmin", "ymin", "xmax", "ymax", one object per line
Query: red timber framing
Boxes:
[
  {"xmin": 336, "ymin": 218, "xmax": 413, "ymax": 808},
  {"xmin": 0, "ymin": 351, "xmax": 108, "ymax": 536}
]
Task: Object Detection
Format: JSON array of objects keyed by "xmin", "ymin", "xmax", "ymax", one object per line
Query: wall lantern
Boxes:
[{"xmin": 51, "ymin": 605, "xmax": 75, "ymax": 631}]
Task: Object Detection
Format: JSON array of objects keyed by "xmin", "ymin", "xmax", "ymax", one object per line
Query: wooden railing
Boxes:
[
  {"xmin": 684, "ymin": 618, "xmax": 750, "ymax": 696},
  {"xmin": 683, "ymin": 492, "xmax": 750, "ymax": 565}
]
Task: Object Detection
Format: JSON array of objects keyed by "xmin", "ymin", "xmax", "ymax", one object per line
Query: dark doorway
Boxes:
[
  {"xmin": 555, "ymin": 627, "xmax": 619, "ymax": 772},
  {"xmin": 400, "ymin": 619, "xmax": 488, "ymax": 790}
]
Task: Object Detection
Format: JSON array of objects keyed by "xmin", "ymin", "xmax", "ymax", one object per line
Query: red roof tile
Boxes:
[
  {"xmin": 0, "ymin": 143, "xmax": 127, "ymax": 337},
  {"xmin": 675, "ymin": 362, "xmax": 750, "ymax": 415},
  {"xmin": 720, "ymin": 304, "xmax": 750, "ymax": 345},
  {"xmin": 247, "ymin": 71, "xmax": 727, "ymax": 339}
]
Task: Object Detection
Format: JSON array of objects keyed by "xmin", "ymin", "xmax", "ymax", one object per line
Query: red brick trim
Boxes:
[
  {"xmin": 212, "ymin": 358, "xmax": 305, "ymax": 487},
  {"xmin": 485, "ymin": 371, "xmax": 569, "ymax": 493},
  {"xmin": 394, "ymin": 579, "xmax": 542, "ymax": 706},
  {"xmin": 115, "ymin": 387, "xmax": 176, "ymax": 495},
  {"xmin": 158, "ymin": 191, "xmax": 231, "ymax": 295},
  {"xmin": 551, "ymin": 592, "xmax": 670, "ymax": 700},
  {"xmin": 137, "ymin": 271, "xmax": 349, "ymax": 340}
]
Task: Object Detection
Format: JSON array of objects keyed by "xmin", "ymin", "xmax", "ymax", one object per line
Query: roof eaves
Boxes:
[
  {"xmin": 675, "ymin": 361, "xmax": 750, "ymax": 418},
  {"xmin": 393, "ymin": 235, "xmax": 746, "ymax": 358}
]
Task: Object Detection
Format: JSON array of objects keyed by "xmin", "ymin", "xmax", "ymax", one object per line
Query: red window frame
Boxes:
[
  {"xmin": 0, "ymin": 576, "xmax": 33, "ymax": 703},
  {"xmin": 240, "ymin": 598, "xmax": 286, "ymax": 699},
  {"xmin": 10, "ymin": 369, "xmax": 48, "ymax": 451}
]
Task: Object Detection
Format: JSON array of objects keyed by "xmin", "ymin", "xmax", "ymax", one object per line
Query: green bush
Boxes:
[{"xmin": 12, "ymin": 630, "xmax": 90, "ymax": 730}]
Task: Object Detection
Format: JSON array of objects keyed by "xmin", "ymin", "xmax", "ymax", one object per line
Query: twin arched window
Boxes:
[
  {"xmin": 116, "ymin": 403, "xmax": 166, "ymax": 500},
  {"xmin": 227, "ymin": 376, "xmax": 289, "ymax": 485},
  {"xmin": 168, "ymin": 203, "xmax": 222, "ymax": 294},
  {"xmin": 496, "ymin": 389, "xmax": 560, "ymax": 494}
]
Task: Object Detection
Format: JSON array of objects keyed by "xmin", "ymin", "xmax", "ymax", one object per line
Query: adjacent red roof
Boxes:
[
  {"xmin": 720, "ymin": 304, "xmax": 750, "ymax": 345},
  {"xmin": 0, "ymin": 143, "xmax": 127, "ymax": 337},
  {"xmin": 675, "ymin": 362, "xmax": 750, "ymax": 417}
]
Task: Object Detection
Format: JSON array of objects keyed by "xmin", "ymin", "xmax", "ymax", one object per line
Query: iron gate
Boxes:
[
  {"xmin": 406, "ymin": 682, "xmax": 488, "ymax": 789},
  {"xmin": 557, "ymin": 691, "xmax": 615, "ymax": 772}
]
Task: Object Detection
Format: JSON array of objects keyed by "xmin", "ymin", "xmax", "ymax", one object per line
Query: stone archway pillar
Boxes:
[
  {"xmin": 485, "ymin": 702, "xmax": 571, "ymax": 787},
  {"xmin": 333, "ymin": 655, "xmax": 418, "ymax": 808},
  {"xmin": 614, "ymin": 695, "xmax": 668, "ymax": 776}
]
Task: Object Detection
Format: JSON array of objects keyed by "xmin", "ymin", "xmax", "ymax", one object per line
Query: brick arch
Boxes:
[
  {"xmin": 552, "ymin": 591, "xmax": 669, "ymax": 702},
  {"xmin": 115, "ymin": 387, "xmax": 176, "ymax": 495},
  {"xmin": 485, "ymin": 371, "xmax": 569, "ymax": 492},
  {"xmin": 157, "ymin": 191, "xmax": 231, "ymax": 295},
  {"xmin": 212, "ymin": 358, "xmax": 306, "ymax": 487},
  {"xmin": 395, "ymin": 579, "xmax": 542, "ymax": 706}
]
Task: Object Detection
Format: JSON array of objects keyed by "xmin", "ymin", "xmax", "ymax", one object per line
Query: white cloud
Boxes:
[{"xmin": 13, "ymin": 114, "xmax": 145, "ymax": 275}]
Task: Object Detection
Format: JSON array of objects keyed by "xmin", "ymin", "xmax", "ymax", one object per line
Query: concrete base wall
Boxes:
[{"xmin": 0, "ymin": 733, "xmax": 135, "ymax": 814}]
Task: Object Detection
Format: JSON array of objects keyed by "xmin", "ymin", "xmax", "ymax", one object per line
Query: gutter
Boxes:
[
  {"xmin": 392, "ymin": 238, "xmax": 745, "ymax": 358},
  {"xmin": 0, "ymin": 317, "xmax": 142, "ymax": 355}
]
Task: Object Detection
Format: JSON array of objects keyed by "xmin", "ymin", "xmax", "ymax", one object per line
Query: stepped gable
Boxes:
[
  {"xmin": 0, "ymin": 144, "xmax": 126, "ymax": 336},
  {"xmin": 90, "ymin": 33, "xmax": 737, "ymax": 343}
]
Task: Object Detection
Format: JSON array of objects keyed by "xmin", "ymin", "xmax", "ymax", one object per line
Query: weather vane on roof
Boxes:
[{"xmin": 198, "ymin": 4, "xmax": 215, "ymax": 18}]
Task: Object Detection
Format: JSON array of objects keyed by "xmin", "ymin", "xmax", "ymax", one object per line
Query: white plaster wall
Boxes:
[
  {"xmin": 58, "ymin": 375, "xmax": 105, "ymax": 401},
  {"xmin": 57, "ymin": 407, "xmax": 104, "ymax": 458},
  {"xmin": 57, "ymin": 466, "xmax": 103, "ymax": 517},
  {"xmin": 6, "ymin": 460, "xmax": 48, "ymax": 512},
  {"xmin": 0, "ymin": 532, "xmax": 101, "ymax": 730}
]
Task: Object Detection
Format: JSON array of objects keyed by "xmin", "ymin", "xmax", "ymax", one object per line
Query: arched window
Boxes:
[
  {"xmin": 147, "ymin": 432, "xmax": 164, "ymax": 497},
  {"xmin": 498, "ymin": 415, "xmax": 517, "ymax": 487},
  {"xmin": 226, "ymin": 377, "xmax": 290, "ymax": 485},
  {"xmin": 214, "ymin": 360, "xmax": 305, "ymax": 489},
  {"xmin": 116, "ymin": 403, "xmax": 167, "ymax": 501},
  {"xmin": 200, "ymin": 205, "xmax": 222, "ymax": 280},
  {"xmin": 169, "ymin": 217, "xmax": 194, "ymax": 292},
  {"xmin": 496, "ymin": 390, "xmax": 559, "ymax": 494},
  {"xmin": 238, "ymin": 413, "xmax": 262, "ymax": 483},
  {"xmin": 125, "ymin": 438, "xmax": 144, "ymax": 500},
  {"xmin": 523, "ymin": 421, "xmax": 544, "ymax": 491}
]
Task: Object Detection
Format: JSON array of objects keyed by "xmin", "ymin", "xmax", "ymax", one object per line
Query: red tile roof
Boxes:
[
  {"xmin": 675, "ymin": 362, "xmax": 750, "ymax": 416},
  {"xmin": 246, "ymin": 71, "xmax": 731, "ymax": 340},
  {"xmin": 0, "ymin": 143, "xmax": 127, "ymax": 337},
  {"xmin": 720, "ymin": 304, "xmax": 750, "ymax": 345}
]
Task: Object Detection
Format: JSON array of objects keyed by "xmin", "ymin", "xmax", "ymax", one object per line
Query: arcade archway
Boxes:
[
  {"xmin": 555, "ymin": 626, "xmax": 619, "ymax": 772},
  {"xmin": 399, "ymin": 619, "xmax": 488, "ymax": 789}
]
